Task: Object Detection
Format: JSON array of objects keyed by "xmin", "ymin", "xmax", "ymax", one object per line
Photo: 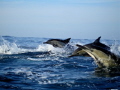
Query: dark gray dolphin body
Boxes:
[
  {"xmin": 76, "ymin": 43, "xmax": 120, "ymax": 68},
  {"xmin": 43, "ymin": 38, "xmax": 71, "ymax": 48},
  {"xmin": 69, "ymin": 36, "xmax": 110, "ymax": 57}
]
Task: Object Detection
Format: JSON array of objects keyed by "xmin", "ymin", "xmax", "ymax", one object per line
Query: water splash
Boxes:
[
  {"xmin": 36, "ymin": 44, "xmax": 75, "ymax": 56},
  {"xmin": 0, "ymin": 37, "xmax": 20, "ymax": 54},
  {"xmin": 110, "ymin": 40, "xmax": 120, "ymax": 56},
  {"xmin": 36, "ymin": 44, "xmax": 56, "ymax": 52},
  {"xmin": 0, "ymin": 37, "xmax": 38, "ymax": 54}
]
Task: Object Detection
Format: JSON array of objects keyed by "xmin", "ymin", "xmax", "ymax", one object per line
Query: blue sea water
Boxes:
[{"xmin": 0, "ymin": 36, "xmax": 120, "ymax": 90}]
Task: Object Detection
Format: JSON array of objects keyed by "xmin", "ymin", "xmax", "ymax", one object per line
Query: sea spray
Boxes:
[
  {"xmin": 0, "ymin": 37, "xmax": 34, "ymax": 54},
  {"xmin": 110, "ymin": 40, "xmax": 120, "ymax": 56},
  {"xmin": 0, "ymin": 37, "xmax": 19, "ymax": 54}
]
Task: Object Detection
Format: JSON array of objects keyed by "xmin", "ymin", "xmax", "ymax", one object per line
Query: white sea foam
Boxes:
[
  {"xmin": 36, "ymin": 44, "xmax": 68, "ymax": 53},
  {"xmin": 36, "ymin": 44, "xmax": 75, "ymax": 57},
  {"xmin": 110, "ymin": 41, "xmax": 120, "ymax": 56},
  {"xmin": 13, "ymin": 68, "xmax": 33, "ymax": 76},
  {"xmin": 10, "ymin": 67, "xmax": 60, "ymax": 84},
  {"xmin": 0, "ymin": 41, "xmax": 31, "ymax": 54},
  {"xmin": 0, "ymin": 37, "xmax": 35, "ymax": 54},
  {"xmin": 0, "ymin": 37, "xmax": 20, "ymax": 54}
]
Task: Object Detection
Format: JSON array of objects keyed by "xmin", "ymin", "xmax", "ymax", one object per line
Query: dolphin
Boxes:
[
  {"xmin": 69, "ymin": 36, "xmax": 110, "ymax": 57},
  {"xmin": 76, "ymin": 44, "xmax": 120, "ymax": 68},
  {"xmin": 43, "ymin": 38, "xmax": 71, "ymax": 48}
]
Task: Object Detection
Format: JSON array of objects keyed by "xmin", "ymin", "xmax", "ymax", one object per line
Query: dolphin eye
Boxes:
[{"xmin": 53, "ymin": 44, "xmax": 57, "ymax": 47}]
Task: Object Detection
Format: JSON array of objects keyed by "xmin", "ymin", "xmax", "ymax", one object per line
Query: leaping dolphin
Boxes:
[
  {"xmin": 43, "ymin": 38, "xmax": 71, "ymax": 48},
  {"xmin": 69, "ymin": 36, "xmax": 110, "ymax": 57},
  {"xmin": 76, "ymin": 44, "xmax": 120, "ymax": 68}
]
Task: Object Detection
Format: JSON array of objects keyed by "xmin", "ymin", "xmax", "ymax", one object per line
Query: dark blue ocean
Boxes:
[{"xmin": 0, "ymin": 36, "xmax": 120, "ymax": 90}]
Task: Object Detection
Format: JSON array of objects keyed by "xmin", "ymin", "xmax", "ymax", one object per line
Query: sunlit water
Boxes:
[{"xmin": 0, "ymin": 36, "xmax": 120, "ymax": 90}]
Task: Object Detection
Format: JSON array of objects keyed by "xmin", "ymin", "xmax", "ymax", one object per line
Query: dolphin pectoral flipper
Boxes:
[
  {"xmin": 69, "ymin": 44, "xmax": 90, "ymax": 57},
  {"xmin": 68, "ymin": 48, "xmax": 89, "ymax": 57}
]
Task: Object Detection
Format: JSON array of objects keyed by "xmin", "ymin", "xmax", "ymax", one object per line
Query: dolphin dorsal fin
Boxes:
[
  {"xmin": 64, "ymin": 38, "xmax": 71, "ymax": 43},
  {"xmin": 93, "ymin": 36, "xmax": 101, "ymax": 44}
]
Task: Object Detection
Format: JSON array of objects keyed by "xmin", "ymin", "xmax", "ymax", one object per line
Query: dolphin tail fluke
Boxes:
[
  {"xmin": 64, "ymin": 38, "xmax": 71, "ymax": 43},
  {"xmin": 93, "ymin": 36, "xmax": 101, "ymax": 44}
]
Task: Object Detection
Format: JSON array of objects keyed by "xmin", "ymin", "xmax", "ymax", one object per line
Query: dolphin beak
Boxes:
[{"xmin": 43, "ymin": 42, "xmax": 47, "ymax": 44}]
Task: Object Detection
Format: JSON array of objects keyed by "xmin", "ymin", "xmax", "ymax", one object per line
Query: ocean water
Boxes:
[{"xmin": 0, "ymin": 36, "xmax": 120, "ymax": 90}]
